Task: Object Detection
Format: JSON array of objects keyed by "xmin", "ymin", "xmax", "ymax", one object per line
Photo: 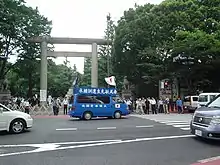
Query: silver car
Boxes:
[{"xmin": 190, "ymin": 94, "xmax": 220, "ymax": 139}]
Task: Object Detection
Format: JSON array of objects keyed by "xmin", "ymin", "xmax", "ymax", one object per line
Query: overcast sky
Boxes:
[{"xmin": 24, "ymin": 0, "xmax": 162, "ymax": 73}]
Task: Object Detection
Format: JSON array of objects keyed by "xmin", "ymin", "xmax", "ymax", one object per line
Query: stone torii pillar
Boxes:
[
  {"xmin": 91, "ymin": 43, "xmax": 98, "ymax": 87},
  {"xmin": 28, "ymin": 36, "xmax": 109, "ymax": 105},
  {"xmin": 40, "ymin": 38, "xmax": 48, "ymax": 105}
]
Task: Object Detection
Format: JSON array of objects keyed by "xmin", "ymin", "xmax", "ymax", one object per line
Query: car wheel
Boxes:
[
  {"xmin": 83, "ymin": 112, "xmax": 92, "ymax": 120},
  {"xmin": 114, "ymin": 111, "xmax": 121, "ymax": 119},
  {"xmin": 10, "ymin": 119, "xmax": 25, "ymax": 134}
]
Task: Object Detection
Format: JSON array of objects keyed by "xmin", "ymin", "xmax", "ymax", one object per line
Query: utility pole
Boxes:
[
  {"xmin": 107, "ymin": 13, "xmax": 111, "ymax": 78},
  {"xmin": 107, "ymin": 13, "xmax": 111, "ymax": 88}
]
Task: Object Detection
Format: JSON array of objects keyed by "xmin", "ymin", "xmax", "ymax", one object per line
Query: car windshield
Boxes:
[
  {"xmin": 184, "ymin": 96, "xmax": 190, "ymax": 102},
  {"xmin": 206, "ymin": 95, "xmax": 220, "ymax": 108},
  {"xmin": 198, "ymin": 95, "xmax": 208, "ymax": 102},
  {"xmin": 192, "ymin": 97, "xmax": 198, "ymax": 101}
]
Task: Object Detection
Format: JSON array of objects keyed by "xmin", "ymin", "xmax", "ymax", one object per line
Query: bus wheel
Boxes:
[
  {"xmin": 83, "ymin": 112, "xmax": 92, "ymax": 120},
  {"xmin": 114, "ymin": 111, "xmax": 121, "ymax": 119}
]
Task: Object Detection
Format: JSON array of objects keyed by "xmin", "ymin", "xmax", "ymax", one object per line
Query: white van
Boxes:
[
  {"xmin": 198, "ymin": 93, "xmax": 220, "ymax": 108},
  {"xmin": 183, "ymin": 96, "xmax": 199, "ymax": 112}
]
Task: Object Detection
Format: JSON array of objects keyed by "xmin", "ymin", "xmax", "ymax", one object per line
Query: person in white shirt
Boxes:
[
  {"xmin": 136, "ymin": 98, "xmax": 144, "ymax": 115},
  {"xmin": 125, "ymin": 99, "xmax": 132, "ymax": 111},
  {"xmin": 158, "ymin": 98, "xmax": 163, "ymax": 113},
  {"xmin": 63, "ymin": 97, "xmax": 68, "ymax": 115},
  {"xmin": 151, "ymin": 97, "xmax": 157, "ymax": 114},
  {"xmin": 24, "ymin": 100, "xmax": 30, "ymax": 114}
]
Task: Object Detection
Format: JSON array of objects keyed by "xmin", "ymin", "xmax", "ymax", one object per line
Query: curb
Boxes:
[{"xmin": 32, "ymin": 115, "xmax": 69, "ymax": 119}]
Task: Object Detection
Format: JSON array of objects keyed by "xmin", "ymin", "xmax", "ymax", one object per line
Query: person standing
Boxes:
[
  {"xmin": 151, "ymin": 97, "xmax": 157, "ymax": 114},
  {"xmin": 24, "ymin": 99, "xmax": 30, "ymax": 114},
  {"xmin": 145, "ymin": 98, "xmax": 150, "ymax": 114},
  {"xmin": 52, "ymin": 99, "xmax": 59, "ymax": 116},
  {"xmin": 63, "ymin": 97, "xmax": 68, "ymax": 115},
  {"xmin": 158, "ymin": 98, "xmax": 163, "ymax": 113},
  {"xmin": 136, "ymin": 98, "xmax": 144, "ymax": 115},
  {"xmin": 141, "ymin": 97, "xmax": 146, "ymax": 113},
  {"xmin": 163, "ymin": 97, "xmax": 170, "ymax": 114},
  {"xmin": 176, "ymin": 97, "xmax": 183, "ymax": 114}
]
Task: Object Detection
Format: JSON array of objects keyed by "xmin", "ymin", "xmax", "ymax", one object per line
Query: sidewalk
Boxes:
[{"xmin": 32, "ymin": 115, "xmax": 69, "ymax": 118}]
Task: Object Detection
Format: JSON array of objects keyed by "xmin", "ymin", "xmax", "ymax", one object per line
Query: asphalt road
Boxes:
[{"xmin": 0, "ymin": 115, "xmax": 220, "ymax": 165}]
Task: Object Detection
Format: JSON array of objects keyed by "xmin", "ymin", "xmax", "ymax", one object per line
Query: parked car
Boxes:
[
  {"xmin": 0, "ymin": 103, "xmax": 33, "ymax": 134},
  {"xmin": 183, "ymin": 95, "xmax": 199, "ymax": 112},
  {"xmin": 190, "ymin": 94, "xmax": 220, "ymax": 139}
]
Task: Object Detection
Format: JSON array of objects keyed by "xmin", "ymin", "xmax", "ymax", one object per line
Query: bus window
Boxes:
[
  {"xmin": 77, "ymin": 96, "xmax": 109, "ymax": 104},
  {"xmin": 96, "ymin": 96, "xmax": 110, "ymax": 104},
  {"xmin": 113, "ymin": 97, "xmax": 124, "ymax": 103}
]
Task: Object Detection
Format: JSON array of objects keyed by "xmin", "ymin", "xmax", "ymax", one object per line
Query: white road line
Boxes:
[
  {"xmin": 198, "ymin": 156, "xmax": 220, "ymax": 163},
  {"xmin": 173, "ymin": 125, "xmax": 190, "ymax": 128},
  {"xmin": 56, "ymin": 128, "xmax": 77, "ymax": 131},
  {"xmin": 136, "ymin": 125, "xmax": 154, "ymax": 128},
  {"xmin": 180, "ymin": 127, "xmax": 190, "ymax": 130},
  {"xmin": 0, "ymin": 140, "xmax": 121, "ymax": 148},
  {"xmin": 166, "ymin": 123, "xmax": 189, "ymax": 125},
  {"xmin": 97, "ymin": 127, "xmax": 116, "ymax": 130},
  {"xmin": 159, "ymin": 121, "xmax": 189, "ymax": 123},
  {"xmin": 0, "ymin": 134, "xmax": 194, "ymax": 157}
]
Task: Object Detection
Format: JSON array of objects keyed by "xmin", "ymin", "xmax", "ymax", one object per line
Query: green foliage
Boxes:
[
  {"xmin": 113, "ymin": 0, "xmax": 220, "ymax": 96},
  {"xmin": 80, "ymin": 57, "xmax": 91, "ymax": 86},
  {"xmin": 81, "ymin": 14, "xmax": 116, "ymax": 88},
  {"xmin": 0, "ymin": 0, "xmax": 51, "ymax": 80},
  {"xmin": 47, "ymin": 60, "xmax": 79, "ymax": 97},
  {"xmin": 0, "ymin": 0, "xmax": 79, "ymax": 98}
]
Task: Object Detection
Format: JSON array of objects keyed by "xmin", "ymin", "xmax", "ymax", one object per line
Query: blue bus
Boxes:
[{"xmin": 68, "ymin": 87, "xmax": 129, "ymax": 120}]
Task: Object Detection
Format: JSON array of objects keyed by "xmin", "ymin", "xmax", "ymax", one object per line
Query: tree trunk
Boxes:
[
  {"xmin": 28, "ymin": 72, "xmax": 33, "ymax": 98},
  {"xmin": 0, "ymin": 59, "xmax": 7, "ymax": 80}
]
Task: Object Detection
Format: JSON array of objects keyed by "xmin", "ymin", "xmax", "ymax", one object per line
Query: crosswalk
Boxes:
[{"xmin": 132, "ymin": 114, "xmax": 192, "ymax": 131}]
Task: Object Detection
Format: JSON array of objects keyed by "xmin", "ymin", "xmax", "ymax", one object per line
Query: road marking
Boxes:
[
  {"xmin": 135, "ymin": 125, "xmax": 154, "ymax": 128},
  {"xmin": 173, "ymin": 125, "xmax": 190, "ymax": 128},
  {"xmin": 180, "ymin": 127, "xmax": 190, "ymax": 130},
  {"xmin": 56, "ymin": 128, "xmax": 78, "ymax": 131},
  {"xmin": 97, "ymin": 127, "xmax": 116, "ymax": 130},
  {"xmin": 0, "ymin": 139, "xmax": 121, "ymax": 148},
  {"xmin": 0, "ymin": 134, "xmax": 194, "ymax": 157},
  {"xmin": 198, "ymin": 156, "xmax": 220, "ymax": 163},
  {"xmin": 166, "ymin": 122, "xmax": 189, "ymax": 125},
  {"xmin": 159, "ymin": 121, "xmax": 189, "ymax": 123}
]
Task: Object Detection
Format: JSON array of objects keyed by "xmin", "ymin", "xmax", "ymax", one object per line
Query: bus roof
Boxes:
[{"xmin": 74, "ymin": 87, "xmax": 117, "ymax": 96}]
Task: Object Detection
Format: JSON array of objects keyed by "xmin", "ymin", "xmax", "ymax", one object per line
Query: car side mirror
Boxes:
[
  {"xmin": 199, "ymin": 104, "xmax": 205, "ymax": 107},
  {"xmin": 0, "ymin": 107, "xmax": 3, "ymax": 113}
]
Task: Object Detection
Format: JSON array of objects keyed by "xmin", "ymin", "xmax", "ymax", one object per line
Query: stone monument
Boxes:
[
  {"xmin": 0, "ymin": 78, "xmax": 11, "ymax": 103},
  {"xmin": 122, "ymin": 76, "xmax": 132, "ymax": 99}
]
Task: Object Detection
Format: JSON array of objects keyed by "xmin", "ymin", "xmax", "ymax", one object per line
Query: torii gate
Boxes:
[{"xmin": 28, "ymin": 36, "xmax": 109, "ymax": 105}]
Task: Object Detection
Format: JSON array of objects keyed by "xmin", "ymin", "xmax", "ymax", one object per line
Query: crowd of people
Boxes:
[
  {"xmin": 2, "ymin": 94, "xmax": 184, "ymax": 115},
  {"xmin": 125, "ymin": 97, "xmax": 183, "ymax": 114}
]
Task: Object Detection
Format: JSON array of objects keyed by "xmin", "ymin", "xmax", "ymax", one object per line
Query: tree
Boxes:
[
  {"xmin": 112, "ymin": 0, "xmax": 220, "ymax": 96},
  {"xmin": 81, "ymin": 14, "xmax": 116, "ymax": 87},
  {"xmin": 155, "ymin": 0, "xmax": 220, "ymax": 92},
  {"xmin": 98, "ymin": 13, "xmax": 115, "ymax": 87},
  {"xmin": 0, "ymin": 0, "xmax": 51, "ymax": 80},
  {"xmin": 80, "ymin": 57, "xmax": 91, "ymax": 86},
  {"xmin": 0, "ymin": 0, "xmax": 52, "ymax": 98},
  {"xmin": 47, "ymin": 60, "xmax": 79, "ymax": 97},
  {"xmin": 113, "ymin": 4, "xmax": 162, "ymax": 96}
]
